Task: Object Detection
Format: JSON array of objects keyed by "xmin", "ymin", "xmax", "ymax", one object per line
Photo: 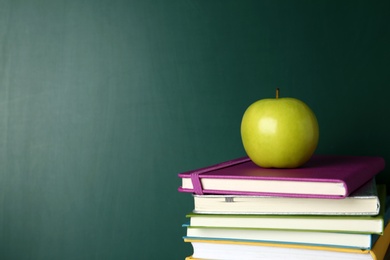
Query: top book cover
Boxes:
[{"xmin": 178, "ymin": 155, "xmax": 385, "ymax": 199}]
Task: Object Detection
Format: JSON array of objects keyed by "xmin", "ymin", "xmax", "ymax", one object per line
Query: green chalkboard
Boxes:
[{"xmin": 0, "ymin": 0, "xmax": 388, "ymax": 259}]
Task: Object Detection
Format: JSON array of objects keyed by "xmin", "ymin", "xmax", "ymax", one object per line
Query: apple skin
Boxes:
[{"xmin": 240, "ymin": 97, "xmax": 319, "ymax": 168}]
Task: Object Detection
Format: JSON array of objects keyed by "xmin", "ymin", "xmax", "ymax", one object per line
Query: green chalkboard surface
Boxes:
[{"xmin": 0, "ymin": 0, "xmax": 389, "ymax": 259}]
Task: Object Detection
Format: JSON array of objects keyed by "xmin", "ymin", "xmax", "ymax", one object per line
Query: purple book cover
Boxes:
[{"xmin": 178, "ymin": 155, "xmax": 385, "ymax": 198}]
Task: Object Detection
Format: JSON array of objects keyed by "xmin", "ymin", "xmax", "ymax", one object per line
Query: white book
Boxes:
[
  {"xmin": 185, "ymin": 240, "xmax": 382, "ymax": 260},
  {"xmin": 192, "ymin": 178, "xmax": 379, "ymax": 215},
  {"xmin": 187, "ymin": 185, "xmax": 386, "ymax": 234},
  {"xmin": 185, "ymin": 226, "xmax": 376, "ymax": 250}
]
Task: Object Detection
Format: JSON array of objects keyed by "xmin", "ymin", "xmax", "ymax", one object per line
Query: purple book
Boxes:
[{"xmin": 178, "ymin": 155, "xmax": 385, "ymax": 198}]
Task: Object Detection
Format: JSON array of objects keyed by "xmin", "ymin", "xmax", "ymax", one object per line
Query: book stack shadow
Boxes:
[{"xmin": 178, "ymin": 155, "xmax": 389, "ymax": 260}]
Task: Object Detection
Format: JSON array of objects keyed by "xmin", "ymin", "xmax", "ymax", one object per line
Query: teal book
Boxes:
[{"xmin": 185, "ymin": 221, "xmax": 390, "ymax": 260}]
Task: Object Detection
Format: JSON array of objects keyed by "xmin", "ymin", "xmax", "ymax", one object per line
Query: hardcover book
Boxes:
[
  {"xmin": 183, "ymin": 193, "xmax": 390, "ymax": 255},
  {"xmin": 184, "ymin": 225, "xmax": 379, "ymax": 250},
  {"xmin": 184, "ymin": 221, "xmax": 390, "ymax": 260},
  {"xmin": 191, "ymin": 178, "xmax": 381, "ymax": 215},
  {"xmin": 187, "ymin": 184, "xmax": 386, "ymax": 233},
  {"xmin": 178, "ymin": 155, "xmax": 385, "ymax": 198}
]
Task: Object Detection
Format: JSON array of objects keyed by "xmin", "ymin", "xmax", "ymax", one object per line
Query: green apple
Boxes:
[{"xmin": 240, "ymin": 89, "xmax": 319, "ymax": 168}]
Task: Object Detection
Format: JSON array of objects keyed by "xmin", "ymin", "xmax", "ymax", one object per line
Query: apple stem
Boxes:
[{"xmin": 276, "ymin": 88, "xmax": 280, "ymax": 99}]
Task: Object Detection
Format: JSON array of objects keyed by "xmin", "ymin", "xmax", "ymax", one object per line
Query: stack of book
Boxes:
[{"xmin": 178, "ymin": 155, "xmax": 389, "ymax": 260}]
